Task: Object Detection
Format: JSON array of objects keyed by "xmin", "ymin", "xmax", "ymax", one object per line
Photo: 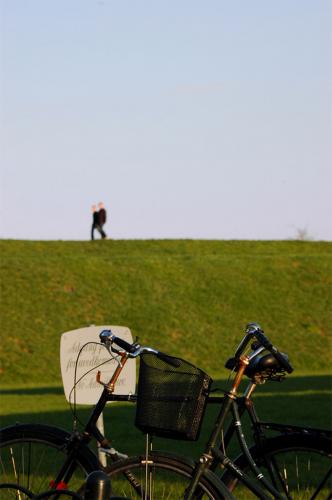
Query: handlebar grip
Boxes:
[
  {"xmin": 156, "ymin": 351, "xmax": 182, "ymax": 368},
  {"xmin": 254, "ymin": 330, "xmax": 293, "ymax": 373},
  {"xmin": 270, "ymin": 347, "xmax": 293, "ymax": 373},
  {"xmin": 112, "ymin": 335, "xmax": 137, "ymax": 354}
]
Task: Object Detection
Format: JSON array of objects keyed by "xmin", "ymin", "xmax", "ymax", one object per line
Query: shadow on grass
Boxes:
[
  {"xmin": 2, "ymin": 374, "xmax": 331, "ymax": 396},
  {"xmin": 1, "ymin": 375, "xmax": 331, "ymax": 457},
  {"xmin": 0, "ymin": 386, "xmax": 64, "ymax": 396}
]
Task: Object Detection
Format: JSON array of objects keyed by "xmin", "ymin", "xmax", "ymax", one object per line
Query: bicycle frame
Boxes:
[
  {"xmin": 184, "ymin": 356, "xmax": 288, "ymax": 500},
  {"xmin": 206, "ymin": 380, "xmax": 332, "ymax": 483},
  {"xmin": 52, "ymin": 350, "xmax": 136, "ymax": 489}
]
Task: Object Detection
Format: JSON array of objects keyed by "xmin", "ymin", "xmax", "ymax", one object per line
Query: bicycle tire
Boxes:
[
  {"xmin": 0, "ymin": 423, "xmax": 100, "ymax": 496},
  {"xmin": 106, "ymin": 450, "xmax": 233, "ymax": 499},
  {"xmin": 0, "ymin": 482, "xmax": 34, "ymax": 499},
  {"xmin": 0, "ymin": 485, "xmax": 80, "ymax": 499},
  {"xmin": 222, "ymin": 433, "xmax": 332, "ymax": 499}
]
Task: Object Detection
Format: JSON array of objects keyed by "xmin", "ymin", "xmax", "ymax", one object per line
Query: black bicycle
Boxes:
[
  {"xmin": 0, "ymin": 324, "xmax": 331, "ymax": 498},
  {"xmin": 105, "ymin": 324, "xmax": 332, "ymax": 499}
]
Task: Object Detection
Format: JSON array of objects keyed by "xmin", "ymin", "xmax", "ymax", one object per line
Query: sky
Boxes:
[{"xmin": 0, "ymin": 0, "xmax": 331, "ymax": 241}]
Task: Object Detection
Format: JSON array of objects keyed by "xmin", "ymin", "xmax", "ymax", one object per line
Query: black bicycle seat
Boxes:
[{"xmin": 225, "ymin": 353, "xmax": 289, "ymax": 378}]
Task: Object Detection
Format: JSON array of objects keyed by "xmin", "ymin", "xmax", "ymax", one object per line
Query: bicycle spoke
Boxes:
[
  {"xmin": 264, "ymin": 450, "xmax": 331, "ymax": 499},
  {"xmin": 311, "ymin": 466, "xmax": 332, "ymax": 500},
  {"xmin": 0, "ymin": 431, "xmax": 94, "ymax": 496}
]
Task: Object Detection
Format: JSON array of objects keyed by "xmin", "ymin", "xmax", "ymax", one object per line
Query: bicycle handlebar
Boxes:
[
  {"xmin": 156, "ymin": 351, "xmax": 182, "ymax": 367},
  {"xmin": 254, "ymin": 329, "xmax": 293, "ymax": 373},
  {"xmin": 103, "ymin": 332, "xmax": 138, "ymax": 354},
  {"xmin": 240, "ymin": 323, "xmax": 293, "ymax": 373},
  {"xmin": 100, "ymin": 324, "xmax": 293, "ymax": 374},
  {"xmin": 99, "ymin": 330, "xmax": 181, "ymax": 368}
]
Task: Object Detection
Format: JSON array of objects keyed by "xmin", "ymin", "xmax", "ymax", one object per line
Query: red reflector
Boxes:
[{"xmin": 49, "ymin": 480, "xmax": 69, "ymax": 490}]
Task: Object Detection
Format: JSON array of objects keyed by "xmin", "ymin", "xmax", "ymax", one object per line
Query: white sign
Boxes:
[{"xmin": 60, "ymin": 325, "xmax": 136, "ymax": 405}]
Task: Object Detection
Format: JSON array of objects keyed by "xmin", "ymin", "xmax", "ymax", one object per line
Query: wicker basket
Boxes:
[{"xmin": 135, "ymin": 353, "xmax": 212, "ymax": 441}]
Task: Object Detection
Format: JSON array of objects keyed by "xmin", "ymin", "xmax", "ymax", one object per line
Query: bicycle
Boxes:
[
  {"xmin": 0, "ymin": 324, "xmax": 331, "ymax": 498},
  {"xmin": 1, "ymin": 336, "xmax": 219, "ymax": 499},
  {"xmin": 104, "ymin": 324, "xmax": 332, "ymax": 499}
]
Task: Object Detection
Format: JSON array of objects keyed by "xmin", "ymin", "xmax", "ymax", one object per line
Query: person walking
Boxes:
[
  {"xmin": 97, "ymin": 202, "xmax": 107, "ymax": 239},
  {"xmin": 91, "ymin": 205, "xmax": 100, "ymax": 240},
  {"xmin": 91, "ymin": 202, "xmax": 107, "ymax": 240}
]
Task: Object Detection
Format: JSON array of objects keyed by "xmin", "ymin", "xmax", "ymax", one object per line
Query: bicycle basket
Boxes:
[{"xmin": 135, "ymin": 353, "xmax": 212, "ymax": 441}]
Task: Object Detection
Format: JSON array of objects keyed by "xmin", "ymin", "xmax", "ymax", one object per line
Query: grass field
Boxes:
[
  {"xmin": 1, "ymin": 374, "xmax": 331, "ymax": 458},
  {"xmin": 0, "ymin": 239, "xmax": 331, "ymax": 455},
  {"xmin": 0, "ymin": 239, "xmax": 331, "ymax": 500}
]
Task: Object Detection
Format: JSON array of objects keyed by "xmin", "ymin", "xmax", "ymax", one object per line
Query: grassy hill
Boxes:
[{"xmin": 0, "ymin": 239, "xmax": 331, "ymax": 387}]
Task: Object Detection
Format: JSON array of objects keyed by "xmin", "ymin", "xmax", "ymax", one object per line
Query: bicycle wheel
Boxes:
[
  {"xmin": 0, "ymin": 423, "xmax": 100, "ymax": 496},
  {"xmin": 106, "ymin": 450, "xmax": 232, "ymax": 499},
  {"xmin": 0, "ymin": 482, "xmax": 34, "ymax": 498},
  {"xmin": 222, "ymin": 433, "xmax": 332, "ymax": 499},
  {"xmin": 0, "ymin": 484, "xmax": 80, "ymax": 499}
]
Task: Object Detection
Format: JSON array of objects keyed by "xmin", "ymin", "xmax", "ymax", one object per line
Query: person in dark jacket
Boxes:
[
  {"xmin": 98, "ymin": 202, "xmax": 107, "ymax": 239},
  {"xmin": 91, "ymin": 203, "xmax": 107, "ymax": 240}
]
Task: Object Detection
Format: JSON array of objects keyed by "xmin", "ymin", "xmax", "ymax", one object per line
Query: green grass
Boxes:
[
  {"xmin": 0, "ymin": 239, "xmax": 331, "ymax": 444},
  {"xmin": 0, "ymin": 239, "xmax": 331, "ymax": 385},
  {"xmin": 0, "ymin": 239, "xmax": 331, "ymax": 498},
  {"xmin": 1, "ymin": 375, "xmax": 330, "ymax": 458}
]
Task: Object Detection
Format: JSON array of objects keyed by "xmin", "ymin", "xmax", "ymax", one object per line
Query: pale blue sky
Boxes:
[{"xmin": 1, "ymin": 0, "xmax": 331, "ymax": 240}]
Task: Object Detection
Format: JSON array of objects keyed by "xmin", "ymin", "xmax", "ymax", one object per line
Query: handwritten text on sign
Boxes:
[{"xmin": 60, "ymin": 325, "xmax": 136, "ymax": 404}]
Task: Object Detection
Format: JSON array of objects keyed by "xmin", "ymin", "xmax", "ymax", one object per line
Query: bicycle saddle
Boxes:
[{"xmin": 225, "ymin": 353, "xmax": 289, "ymax": 379}]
